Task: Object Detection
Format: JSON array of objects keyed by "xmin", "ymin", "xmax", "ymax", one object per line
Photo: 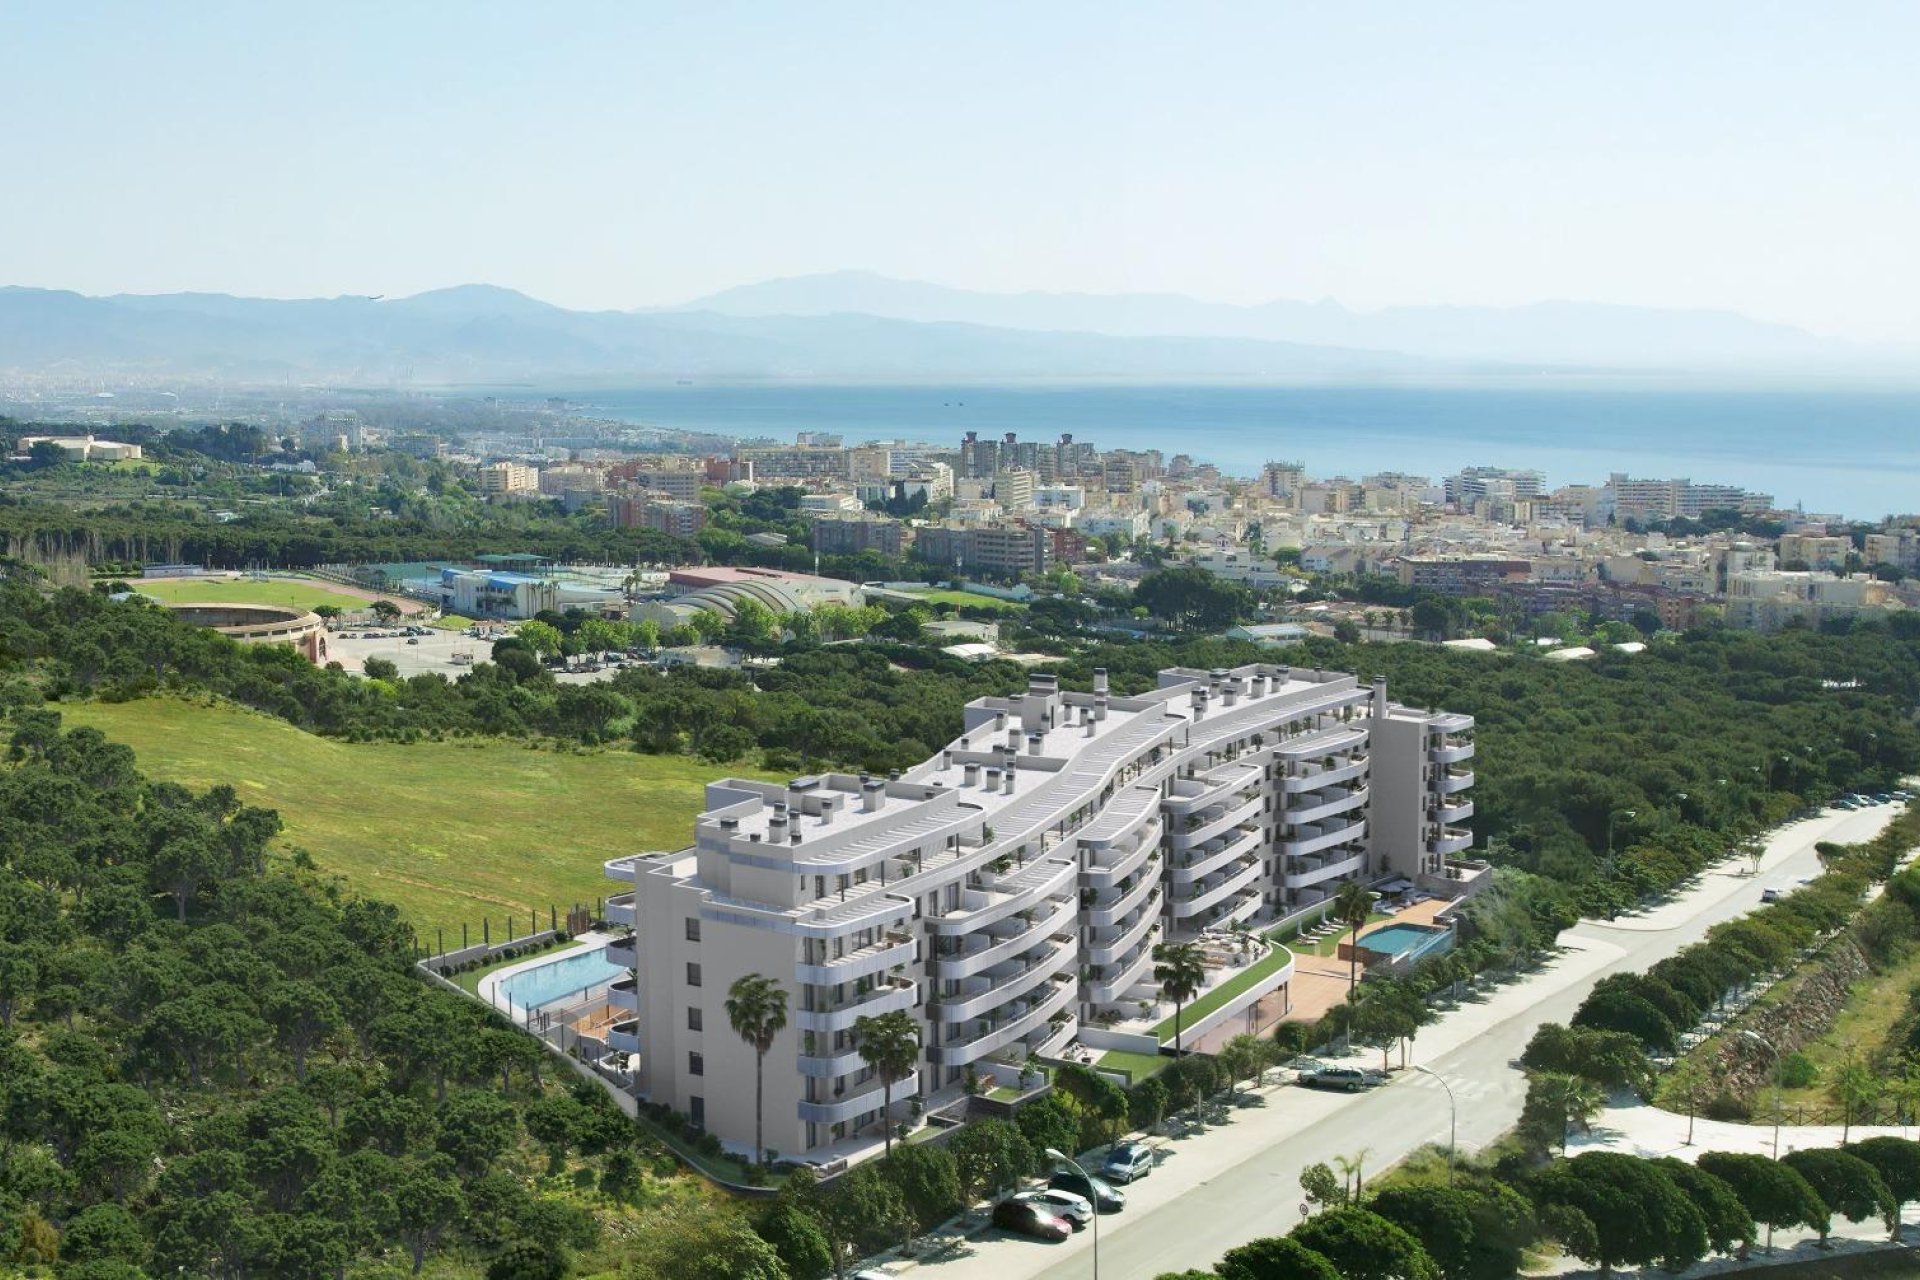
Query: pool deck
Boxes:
[{"xmin": 475, "ymin": 931, "xmax": 616, "ymax": 1021}]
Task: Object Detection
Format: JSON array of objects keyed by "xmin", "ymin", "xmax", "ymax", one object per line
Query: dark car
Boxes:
[
  {"xmin": 1049, "ymin": 1168, "xmax": 1125, "ymax": 1212},
  {"xmin": 992, "ymin": 1198, "xmax": 1072, "ymax": 1241}
]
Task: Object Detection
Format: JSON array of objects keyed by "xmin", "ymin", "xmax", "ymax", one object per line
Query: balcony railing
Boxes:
[
  {"xmin": 1086, "ymin": 864, "xmax": 1160, "ymax": 927},
  {"xmin": 1430, "ymin": 742, "xmax": 1476, "ymax": 765},
  {"xmin": 796, "ymin": 934, "xmax": 917, "ymax": 985},
  {"xmin": 1282, "ymin": 785, "xmax": 1369, "ymax": 827},
  {"xmin": 1282, "ymin": 852, "xmax": 1365, "ymax": 890},
  {"xmin": 1280, "ymin": 756, "xmax": 1368, "ymax": 793},
  {"xmin": 1083, "ymin": 943, "xmax": 1157, "ymax": 1004},
  {"xmin": 940, "ymin": 949, "xmax": 1073, "ymax": 1022},
  {"xmin": 1436, "ymin": 769, "xmax": 1474, "ymax": 794},
  {"xmin": 1086, "ymin": 902, "xmax": 1159, "ymax": 966},
  {"xmin": 933, "ymin": 896, "xmax": 1076, "ymax": 981},
  {"xmin": 1429, "ymin": 828, "xmax": 1475, "ymax": 856},
  {"xmin": 609, "ymin": 976, "xmax": 639, "ymax": 1013},
  {"xmin": 798, "ymin": 1070, "xmax": 921, "ymax": 1125},
  {"xmin": 1170, "ymin": 826, "xmax": 1261, "ymax": 886},
  {"xmin": 1170, "ymin": 858, "xmax": 1264, "ymax": 919},
  {"xmin": 933, "ymin": 978, "xmax": 1077, "ymax": 1066},
  {"xmin": 1081, "ymin": 825, "xmax": 1161, "ymax": 889},
  {"xmin": 1277, "ymin": 817, "xmax": 1367, "ymax": 858},
  {"xmin": 795, "ymin": 977, "xmax": 918, "ymax": 1033},
  {"xmin": 604, "ymin": 893, "xmax": 635, "ymax": 928},
  {"xmin": 1173, "ymin": 793, "xmax": 1264, "ymax": 851},
  {"xmin": 1429, "ymin": 799, "xmax": 1474, "ymax": 826}
]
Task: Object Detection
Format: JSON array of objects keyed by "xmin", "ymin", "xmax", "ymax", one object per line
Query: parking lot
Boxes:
[{"xmin": 327, "ymin": 627, "xmax": 495, "ymax": 677}]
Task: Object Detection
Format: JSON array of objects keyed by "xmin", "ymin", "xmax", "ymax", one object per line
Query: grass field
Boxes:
[
  {"xmin": 60, "ymin": 697, "xmax": 776, "ymax": 940},
  {"xmin": 903, "ymin": 587, "xmax": 1028, "ymax": 614},
  {"xmin": 126, "ymin": 575, "xmax": 383, "ymax": 614}
]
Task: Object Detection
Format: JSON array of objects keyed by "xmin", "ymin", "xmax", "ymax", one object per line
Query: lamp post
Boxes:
[
  {"xmin": 1413, "ymin": 1065, "xmax": 1457, "ymax": 1184},
  {"xmin": 1739, "ymin": 1029, "xmax": 1784, "ymax": 1160},
  {"xmin": 1606, "ymin": 808, "xmax": 1638, "ymax": 857},
  {"xmin": 1045, "ymin": 1147, "xmax": 1098, "ymax": 1280}
]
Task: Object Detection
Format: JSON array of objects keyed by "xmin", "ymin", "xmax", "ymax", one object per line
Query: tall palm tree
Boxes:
[
  {"xmin": 1534, "ymin": 1072, "xmax": 1604, "ymax": 1155},
  {"xmin": 725, "ymin": 974, "xmax": 789, "ymax": 1167},
  {"xmin": 854, "ymin": 1010, "xmax": 920, "ymax": 1153},
  {"xmin": 1153, "ymin": 941, "xmax": 1207, "ymax": 1054},
  {"xmin": 1332, "ymin": 880, "xmax": 1377, "ymax": 998}
]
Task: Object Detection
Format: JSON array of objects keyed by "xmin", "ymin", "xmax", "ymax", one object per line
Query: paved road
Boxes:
[{"xmin": 904, "ymin": 802, "xmax": 1907, "ymax": 1280}]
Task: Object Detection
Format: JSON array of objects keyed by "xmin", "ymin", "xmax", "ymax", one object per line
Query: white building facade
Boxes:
[{"xmin": 602, "ymin": 662, "xmax": 1476, "ymax": 1155}]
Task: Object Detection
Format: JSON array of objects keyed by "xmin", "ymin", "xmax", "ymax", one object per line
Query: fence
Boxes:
[{"xmin": 412, "ymin": 902, "xmax": 601, "ymax": 966}]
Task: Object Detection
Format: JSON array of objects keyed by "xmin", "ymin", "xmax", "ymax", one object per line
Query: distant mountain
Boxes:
[
  {"xmin": 0, "ymin": 285, "xmax": 1434, "ymax": 383},
  {"xmin": 675, "ymin": 270, "xmax": 1910, "ymax": 370}
]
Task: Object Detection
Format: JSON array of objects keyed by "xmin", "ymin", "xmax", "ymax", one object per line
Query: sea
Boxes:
[{"xmin": 522, "ymin": 379, "xmax": 1920, "ymax": 521}]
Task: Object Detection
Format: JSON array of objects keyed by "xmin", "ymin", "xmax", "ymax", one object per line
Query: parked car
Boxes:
[
  {"xmin": 992, "ymin": 1198, "xmax": 1072, "ymax": 1241},
  {"xmin": 1014, "ymin": 1188, "xmax": 1092, "ymax": 1229},
  {"xmin": 1297, "ymin": 1065, "xmax": 1386, "ymax": 1092},
  {"xmin": 406, "ymin": 637, "xmax": 421, "ymax": 645},
  {"xmin": 1101, "ymin": 1141, "xmax": 1156, "ymax": 1184},
  {"xmin": 1048, "ymin": 1168, "xmax": 1125, "ymax": 1212},
  {"xmin": 1760, "ymin": 886, "xmax": 1783, "ymax": 902}
]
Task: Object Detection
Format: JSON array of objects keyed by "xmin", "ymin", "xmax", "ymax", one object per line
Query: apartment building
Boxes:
[
  {"xmin": 479, "ymin": 461, "xmax": 540, "ymax": 495},
  {"xmin": 602, "ymin": 663, "xmax": 1476, "ymax": 1155},
  {"xmin": 606, "ymin": 495, "xmax": 706, "ymax": 538},
  {"xmin": 809, "ymin": 512, "xmax": 906, "ymax": 557},
  {"xmin": 913, "ymin": 523, "xmax": 1052, "ymax": 577}
]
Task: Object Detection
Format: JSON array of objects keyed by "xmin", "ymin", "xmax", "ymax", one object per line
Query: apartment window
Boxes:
[
  {"xmin": 690, "ymin": 1096, "xmax": 705, "ymax": 1127},
  {"xmin": 684, "ymin": 917, "xmax": 701, "ymax": 942},
  {"xmin": 689, "ymin": 1052, "xmax": 704, "ymax": 1077},
  {"xmin": 687, "ymin": 1007, "xmax": 703, "ymax": 1032},
  {"xmin": 686, "ymin": 962, "xmax": 702, "ymax": 988}
]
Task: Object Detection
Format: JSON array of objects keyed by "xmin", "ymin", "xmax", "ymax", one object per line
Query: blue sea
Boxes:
[{"xmin": 528, "ymin": 379, "xmax": 1920, "ymax": 520}]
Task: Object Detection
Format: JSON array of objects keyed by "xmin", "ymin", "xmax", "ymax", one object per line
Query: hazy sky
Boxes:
[{"xmin": 5, "ymin": 2, "xmax": 1917, "ymax": 341}]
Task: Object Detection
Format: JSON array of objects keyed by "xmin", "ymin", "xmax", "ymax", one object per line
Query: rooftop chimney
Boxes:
[
  {"xmin": 1003, "ymin": 768, "xmax": 1015, "ymax": 795},
  {"xmin": 1092, "ymin": 667, "xmax": 1109, "ymax": 695},
  {"xmin": 1372, "ymin": 674, "xmax": 1389, "ymax": 719},
  {"xmin": 863, "ymin": 780, "xmax": 886, "ymax": 812},
  {"xmin": 963, "ymin": 762, "xmax": 981, "ymax": 787},
  {"xmin": 1027, "ymin": 731, "xmax": 1044, "ymax": 756},
  {"xmin": 1094, "ymin": 695, "xmax": 1108, "ymax": 722}
]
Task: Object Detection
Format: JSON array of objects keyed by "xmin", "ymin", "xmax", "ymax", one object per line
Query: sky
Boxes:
[{"xmin": 4, "ymin": 1, "xmax": 1917, "ymax": 341}]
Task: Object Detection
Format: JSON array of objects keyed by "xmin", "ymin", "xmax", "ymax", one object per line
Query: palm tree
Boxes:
[
  {"xmin": 853, "ymin": 1010, "xmax": 920, "ymax": 1153},
  {"xmin": 1332, "ymin": 880, "xmax": 1377, "ymax": 998},
  {"xmin": 1534, "ymin": 1072, "xmax": 1605, "ymax": 1155},
  {"xmin": 1153, "ymin": 941, "xmax": 1207, "ymax": 1053},
  {"xmin": 725, "ymin": 973, "xmax": 789, "ymax": 1167}
]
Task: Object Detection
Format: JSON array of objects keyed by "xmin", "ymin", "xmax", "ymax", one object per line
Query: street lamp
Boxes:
[
  {"xmin": 1045, "ymin": 1147, "xmax": 1099, "ymax": 1280},
  {"xmin": 1412, "ymin": 1065, "xmax": 1457, "ymax": 1183},
  {"xmin": 1606, "ymin": 808, "xmax": 1638, "ymax": 857}
]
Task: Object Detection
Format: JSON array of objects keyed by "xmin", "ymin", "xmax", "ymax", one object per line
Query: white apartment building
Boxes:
[{"xmin": 602, "ymin": 662, "xmax": 1476, "ymax": 1155}]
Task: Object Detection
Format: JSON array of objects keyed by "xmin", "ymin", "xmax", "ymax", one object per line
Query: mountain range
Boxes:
[{"xmin": 0, "ymin": 275, "xmax": 1907, "ymax": 385}]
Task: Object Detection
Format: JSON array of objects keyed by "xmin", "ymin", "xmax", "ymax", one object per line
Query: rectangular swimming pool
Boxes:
[
  {"xmin": 1360, "ymin": 923, "xmax": 1453, "ymax": 960},
  {"xmin": 499, "ymin": 946, "xmax": 630, "ymax": 1009}
]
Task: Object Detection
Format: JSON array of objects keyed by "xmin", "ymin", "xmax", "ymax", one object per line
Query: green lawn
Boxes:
[
  {"xmin": 60, "ymin": 697, "xmax": 777, "ymax": 940},
  {"xmin": 126, "ymin": 575, "xmax": 383, "ymax": 614},
  {"xmin": 1094, "ymin": 1049, "xmax": 1169, "ymax": 1082},
  {"xmin": 904, "ymin": 588, "xmax": 1028, "ymax": 614},
  {"xmin": 1151, "ymin": 943, "xmax": 1298, "ymax": 1041}
]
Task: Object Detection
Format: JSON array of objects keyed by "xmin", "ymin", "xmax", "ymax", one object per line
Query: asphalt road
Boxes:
[{"xmin": 907, "ymin": 801, "xmax": 1906, "ymax": 1280}]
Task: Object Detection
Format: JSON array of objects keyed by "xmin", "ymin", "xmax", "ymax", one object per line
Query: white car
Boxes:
[{"xmin": 1015, "ymin": 1188, "xmax": 1093, "ymax": 1229}]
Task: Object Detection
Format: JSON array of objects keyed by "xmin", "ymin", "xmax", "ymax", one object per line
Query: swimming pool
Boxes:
[
  {"xmin": 1359, "ymin": 923, "xmax": 1453, "ymax": 961},
  {"xmin": 499, "ymin": 946, "xmax": 631, "ymax": 1009}
]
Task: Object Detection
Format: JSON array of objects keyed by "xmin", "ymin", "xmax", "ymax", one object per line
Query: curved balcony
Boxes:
[
  {"xmin": 1280, "ymin": 757, "xmax": 1368, "ymax": 792},
  {"xmin": 1278, "ymin": 817, "xmax": 1367, "ymax": 858},
  {"xmin": 1436, "ymin": 769, "xmax": 1474, "ymax": 795},
  {"xmin": 928, "ymin": 857, "xmax": 1076, "ymax": 935},
  {"xmin": 795, "ymin": 977, "xmax": 918, "ymax": 1034},
  {"xmin": 933, "ymin": 895, "xmax": 1076, "ymax": 981},
  {"xmin": 941, "ymin": 947, "xmax": 1073, "ymax": 1022},
  {"xmin": 1429, "ymin": 828, "xmax": 1475, "ymax": 856},
  {"xmin": 1430, "ymin": 799, "xmax": 1474, "ymax": 826},
  {"xmin": 609, "ymin": 976, "xmax": 639, "ymax": 1014},
  {"xmin": 1087, "ymin": 864, "xmax": 1160, "ymax": 927},
  {"xmin": 1164, "ymin": 762, "xmax": 1263, "ymax": 813},
  {"xmin": 933, "ymin": 977, "xmax": 1077, "ymax": 1066},
  {"xmin": 1431, "ymin": 742, "xmax": 1476, "ymax": 765},
  {"xmin": 1215, "ymin": 887, "xmax": 1264, "ymax": 928},
  {"xmin": 604, "ymin": 893, "xmax": 635, "ymax": 928},
  {"xmin": 607, "ymin": 1020, "xmax": 640, "ymax": 1055},
  {"xmin": 1081, "ymin": 822, "xmax": 1163, "ymax": 889},
  {"xmin": 1282, "ymin": 852, "xmax": 1365, "ymax": 890},
  {"xmin": 1282, "ymin": 785, "xmax": 1369, "ymax": 828},
  {"xmin": 1170, "ymin": 826, "xmax": 1261, "ymax": 886},
  {"xmin": 1086, "ymin": 900, "xmax": 1159, "ymax": 966},
  {"xmin": 797, "ymin": 1046, "xmax": 870, "ymax": 1078},
  {"xmin": 603, "ymin": 935, "xmax": 636, "ymax": 967},
  {"xmin": 1170, "ymin": 858, "xmax": 1264, "ymax": 920},
  {"xmin": 1084, "ymin": 942, "xmax": 1156, "ymax": 1004},
  {"xmin": 1173, "ymin": 793, "xmax": 1264, "ymax": 852},
  {"xmin": 799, "ymin": 1071, "xmax": 921, "ymax": 1125},
  {"xmin": 796, "ymin": 933, "xmax": 917, "ymax": 985}
]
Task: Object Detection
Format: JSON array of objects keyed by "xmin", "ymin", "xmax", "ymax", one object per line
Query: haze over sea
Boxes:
[{"xmin": 530, "ymin": 379, "xmax": 1920, "ymax": 520}]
